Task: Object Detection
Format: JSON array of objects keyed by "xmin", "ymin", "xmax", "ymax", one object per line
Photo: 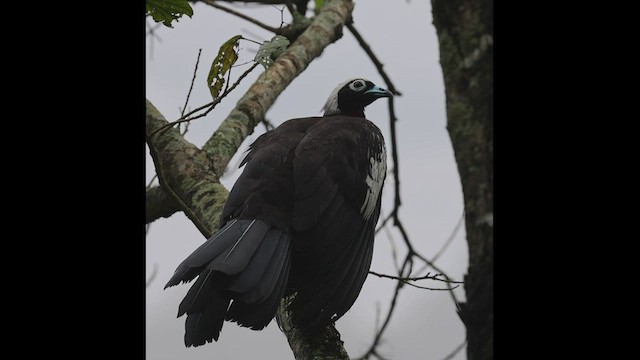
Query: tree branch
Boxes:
[
  {"xmin": 202, "ymin": 0, "xmax": 355, "ymax": 177},
  {"xmin": 346, "ymin": 22, "xmax": 402, "ymax": 96},
  {"xmin": 200, "ymin": 0, "xmax": 282, "ymax": 33},
  {"xmin": 368, "ymin": 271, "xmax": 464, "ymax": 284},
  {"xmin": 193, "ymin": 0, "xmax": 290, "ymax": 4},
  {"xmin": 146, "ymin": 100, "xmax": 229, "ymax": 238},
  {"xmin": 277, "ymin": 293, "xmax": 350, "ymax": 360},
  {"xmin": 198, "ymin": 0, "xmax": 313, "ymax": 40},
  {"xmin": 146, "ymin": 185, "xmax": 180, "ymax": 224}
]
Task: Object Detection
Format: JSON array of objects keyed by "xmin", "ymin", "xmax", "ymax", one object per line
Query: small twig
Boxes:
[
  {"xmin": 182, "ymin": 61, "xmax": 259, "ymax": 122},
  {"xmin": 368, "ymin": 271, "xmax": 464, "ymax": 284},
  {"xmin": 430, "ymin": 209, "xmax": 465, "ymax": 263},
  {"xmin": 146, "ymin": 20, "xmax": 163, "ymax": 60},
  {"xmin": 180, "ymin": 49, "xmax": 202, "ymax": 118},
  {"xmin": 355, "ymin": 255, "xmax": 411, "ymax": 360},
  {"xmin": 146, "ymin": 174, "xmax": 158, "ymax": 190},
  {"xmin": 403, "ymin": 282, "xmax": 460, "ymax": 291},
  {"xmin": 282, "ymin": 1, "xmax": 295, "ymax": 17},
  {"xmin": 233, "ymin": 59, "xmax": 258, "ymax": 67},
  {"xmin": 382, "ymin": 215, "xmax": 401, "ymax": 272},
  {"xmin": 262, "ymin": 118, "xmax": 276, "ymax": 131},
  {"xmin": 146, "ymin": 263, "xmax": 159, "ymax": 288},
  {"xmin": 375, "ymin": 210, "xmax": 394, "ymax": 235},
  {"xmin": 150, "ymin": 62, "xmax": 260, "ymax": 138},
  {"xmin": 181, "ymin": 121, "xmax": 192, "ymax": 136},
  {"xmin": 271, "ymin": 4, "xmax": 289, "ymax": 28},
  {"xmin": 440, "ymin": 340, "xmax": 467, "ymax": 360},
  {"xmin": 201, "ymin": 0, "xmax": 282, "ymax": 33},
  {"xmin": 346, "ymin": 22, "xmax": 402, "ymax": 96}
]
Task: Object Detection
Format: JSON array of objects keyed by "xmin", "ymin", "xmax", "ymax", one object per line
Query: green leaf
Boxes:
[
  {"xmin": 207, "ymin": 35, "xmax": 242, "ymax": 99},
  {"xmin": 146, "ymin": 0, "xmax": 194, "ymax": 28},
  {"xmin": 314, "ymin": 0, "xmax": 325, "ymax": 12},
  {"xmin": 254, "ymin": 35, "xmax": 291, "ymax": 69}
]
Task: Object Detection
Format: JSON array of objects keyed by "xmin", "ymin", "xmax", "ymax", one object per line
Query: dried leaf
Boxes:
[{"xmin": 207, "ymin": 35, "xmax": 242, "ymax": 99}]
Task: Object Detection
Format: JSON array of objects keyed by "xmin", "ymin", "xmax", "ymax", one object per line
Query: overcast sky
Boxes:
[{"xmin": 146, "ymin": 1, "xmax": 469, "ymax": 359}]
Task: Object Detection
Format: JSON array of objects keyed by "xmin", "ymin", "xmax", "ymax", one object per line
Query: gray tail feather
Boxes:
[
  {"xmin": 226, "ymin": 232, "xmax": 291, "ymax": 329},
  {"xmin": 165, "ymin": 219, "xmax": 269, "ymax": 288},
  {"xmin": 184, "ymin": 291, "xmax": 230, "ymax": 346},
  {"xmin": 165, "ymin": 219, "xmax": 292, "ymax": 345}
]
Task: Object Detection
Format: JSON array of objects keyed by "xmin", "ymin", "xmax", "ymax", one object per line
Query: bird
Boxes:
[{"xmin": 165, "ymin": 78, "xmax": 392, "ymax": 347}]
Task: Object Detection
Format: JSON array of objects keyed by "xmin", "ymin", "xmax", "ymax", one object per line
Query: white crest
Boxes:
[{"xmin": 322, "ymin": 78, "xmax": 370, "ymax": 115}]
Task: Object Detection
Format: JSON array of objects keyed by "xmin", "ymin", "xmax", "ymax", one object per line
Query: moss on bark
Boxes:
[{"xmin": 431, "ymin": 1, "xmax": 493, "ymax": 359}]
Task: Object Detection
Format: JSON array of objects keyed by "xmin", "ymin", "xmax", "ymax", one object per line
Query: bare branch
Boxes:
[
  {"xmin": 146, "ymin": 263, "xmax": 159, "ymax": 288},
  {"xmin": 150, "ymin": 62, "xmax": 260, "ymax": 138},
  {"xmin": 374, "ymin": 210, "xmax": 394, "ymax": 235},
  {"xmin": 368, "ymin": 271, "xmax": 464, "ymax": 284},
  {"xmin": 146, "ymin": 100, "xmax": 229, "ymax": 238},
  {"xmin": 180, "ymin": 49, "xmax": 203, "ymax": 118},
  {"xmin": 355, "ymin": 254, "xmax": 411, "ymax": 360},
  {"xmin": 146, "ymin": 19, "xmax": 163, "ymax": 60},
  {"xmin": 200, "ymin": 0, "xmax": 282, "ymax": 33},
  {"xmin": 262, "ymin": 118, "xmax": 276, "ymax": 131},
  {"xmin": 194, "ymin": 0, "xmax": 290, "ymax": 4},
  {"xmin": 146, "ymin": 185, "xmax": 180, "ymax": 224},
  {"xmin": 201, "ymin": 0, "xmax": 355, "ymax": 176},
  {"xmin": 430, "ymin": 209, "xmax": 465, "ymax": 263},
  {"xmin": 277, "ymin": 293, "xmax": 350, "ymax": 360},
  {"xmin": 346, "ymin": 22, "xmax": 402, "ymax": 96},
  {"xmin": 440, "ymin": 340, "xmax": 467, "ymax": 360},
  {"xmin": 179, "ymin": 62, "xmax": 260, "ymax": 121}
]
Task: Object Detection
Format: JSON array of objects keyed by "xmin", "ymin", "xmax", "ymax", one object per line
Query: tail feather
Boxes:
[
  {"xmin": 178, "ymin": 270, "xmax": 229, "ymax": 317},
  {"xmin": 234, "ymin": 232, "xmax": 290, "ymax": 304},
  {"xmin": 226, "ymin": 244, "xmax": 292, "ymax": 329},
  {"xmin": 184, "ymin": 291, "xmax": 231, "ymax": 346},
  {"xmin": 165, "ymin": 219, "xmax": 243, "ymax": 288},
  {"xmin": 207, "ymin": 220, "xmax": 270, "ymax": 274},
  {"xmin": 165, "ymin": 218, "xmax": 292, "ymax": 345},
  {"xmin": 226, "ymin": 229, "xmax": 283, "ymax": 293}
]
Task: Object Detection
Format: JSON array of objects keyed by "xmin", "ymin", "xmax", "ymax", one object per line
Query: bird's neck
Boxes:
[{"xmin": 339, "ymin": 109, "xmax": 365, "ymax": 118}]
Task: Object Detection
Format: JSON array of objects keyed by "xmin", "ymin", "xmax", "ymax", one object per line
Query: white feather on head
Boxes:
[{"xmin": 321, "ymin": 78, "xmax": 369, "ymax": 115}]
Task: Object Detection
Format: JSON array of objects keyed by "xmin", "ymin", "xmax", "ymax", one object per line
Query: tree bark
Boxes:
[
  {"xmin": 146, "ymin": 185, "xmax": 180, "ymax": 224},
  {"xmin": 431, "ymin": 1, "xmax": 493, "ymax": 360},
  {"xmin": 277, "ymin": 294, "xmax": 350, "ymax": 360}
]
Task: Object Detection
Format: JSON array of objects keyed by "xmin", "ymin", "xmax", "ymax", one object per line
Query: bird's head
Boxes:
[{"xmin": 322, "ymin": 78, "xmax": 393, "ymax": 118}]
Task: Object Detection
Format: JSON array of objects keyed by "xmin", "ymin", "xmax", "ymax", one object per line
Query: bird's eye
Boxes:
[{"xmin": 349, "ymin": 80, "xmax": 366, "ymax": 91}]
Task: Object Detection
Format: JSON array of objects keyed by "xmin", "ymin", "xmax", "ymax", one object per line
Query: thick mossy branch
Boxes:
[
  {"xmin": 203, "ymin": 0, "xmax": 355, "ymax": 176},
  {"xmin": 146, "ymin": 99, "xmax": 228, "ymax": 237},
  {"xmin": 277, "ymin": 294, "xmax": 350, "ymax": 360},
  {"xmin": 431, "ymin": 1, "xmax": 493, "ymax": 360},
  {"xmin": 146, "ymin": 185, "xmax": 180, "ymax": 224}
]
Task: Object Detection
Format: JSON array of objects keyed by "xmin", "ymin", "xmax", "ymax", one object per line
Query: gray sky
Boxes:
[{"xmin": 146, "ymin": 1, "xmax": 469, "ymax": 359}]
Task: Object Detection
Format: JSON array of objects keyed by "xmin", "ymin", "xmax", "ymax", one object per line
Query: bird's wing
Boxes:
[
  {"xmin": 220, "ymin": 117, "xmax": 322, "ymax": 227},
  {"xmin": 289, "ymin": 116, "xmax": 386, "ymax": 328}
]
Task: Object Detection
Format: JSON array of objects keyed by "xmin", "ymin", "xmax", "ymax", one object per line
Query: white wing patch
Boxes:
[{"xmin": 360, "ymin": 144, "xmax": 387, "ymax": 220}]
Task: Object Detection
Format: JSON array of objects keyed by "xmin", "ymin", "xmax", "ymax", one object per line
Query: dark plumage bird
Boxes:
[{"xmin": 165, "ymin": 78, "xmax": 392, "ymax": 347}]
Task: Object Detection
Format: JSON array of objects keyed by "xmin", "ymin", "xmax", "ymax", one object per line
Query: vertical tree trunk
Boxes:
[{"xmin": 431, "ymin": 1, "xmax": 493, "ymax": 359}]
